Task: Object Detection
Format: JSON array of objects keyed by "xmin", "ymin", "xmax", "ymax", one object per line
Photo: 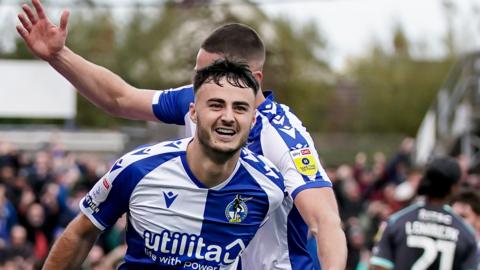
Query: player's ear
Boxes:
[
  {"xmin": 189, "ymin": 102, "xmax": 197, "ymax": 124},
  {"xmin": 253, "ymin": 70, "xmax": 263, "ymax": 85}
]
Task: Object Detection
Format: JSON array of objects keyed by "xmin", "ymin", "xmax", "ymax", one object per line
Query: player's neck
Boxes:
[
  {"xmin": 255, "ymin": 89, "xmax": 266, "ymax": 107},
  {"xmin": 425, "ymin": 197, "xmax": 448, "ymax": 206},
  {"xmin": 186, "ymin": 139, "xmax": 240, "ymax": 188}
]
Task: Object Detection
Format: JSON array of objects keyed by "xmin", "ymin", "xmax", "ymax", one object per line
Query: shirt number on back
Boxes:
[{"xmin": 406, "ymin": 235, "xmax": 456, "ymax": 270}]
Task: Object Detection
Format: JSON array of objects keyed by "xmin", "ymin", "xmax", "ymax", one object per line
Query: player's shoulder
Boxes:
[
  {"xmin": 165, "ymin": 84, "xmax": 194, "ymax": 93},
  {"xmin": 114, "ymin": 138, "xmax": 189, "ymax": 171},
  {"xmin": 239, "ymin": 148, "xmax": 284, "ymax": 189},
  {"xmin": 127, "ymin": 137, "xmax": 188, "ymax": 156},
  {"xmin": 153, "ymin": 84, "xmax": 194, "ymax": 102},
  {"xmin": 256, "ymin": 92, "xmax": 312, "ymax": 147},
  {"xmin": 387, "ymin": 202, "xmax": 422, "ymax": 225},
  {"xmin": 257, "ymin": 92, "xmax": 303, "ymax": 128},
  {"xmin": 239, "ymin": 147, "xmax": 281, "ymax": 177}
]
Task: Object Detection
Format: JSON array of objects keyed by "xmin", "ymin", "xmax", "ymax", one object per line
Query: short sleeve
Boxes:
[
  {"xmin": 370, "ymin": 221, "xmax": 395, "ymax": 269},
  {"xmin": 260, "ymin": 125, "xmax": 332, "ymax": 200},
  {"xmin": 79, "ymin": 157, "xmax": 140, "ymax": 231},
  {"xmin": 151, "ymin": 85, "xmax": 194, "ymax": 124}
]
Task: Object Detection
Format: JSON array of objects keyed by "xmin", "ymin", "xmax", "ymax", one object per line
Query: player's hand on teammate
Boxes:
[{"xmin": 16, "ymin": 0, "xmax": 69, "ymax": 61}]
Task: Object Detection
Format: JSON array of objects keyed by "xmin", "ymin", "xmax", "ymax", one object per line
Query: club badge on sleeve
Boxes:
[{"xmin": 289, "ymin": 148, "xmax": 318, "ymax": 176}]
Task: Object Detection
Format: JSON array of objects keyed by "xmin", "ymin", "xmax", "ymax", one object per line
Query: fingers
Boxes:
[
  {"xmin": 32, "ymin": 0, "xmax": 47, "ymax": 20},
  {"xmin": 21, "ymin": 3, "xmax": 37, "ymax": 25},
  {"xmin": 18, "ymin": 13, "xmax": 32, "ymax": 32},
  {"xmin": 16, "ymin": 25, "xmax": 30, "ymax": 42},
  {"xmin": 59, "ymin": 10, "xmax": 70, "ymax": 32}
]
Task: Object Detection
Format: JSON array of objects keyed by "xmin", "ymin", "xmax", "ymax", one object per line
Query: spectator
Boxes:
[
  {"xmin": 384, "ymin": 137, "xmax": 413, "ymax": 185},
  {"xmin": 0, "ymin": 184, "xmax": 17, "ymax": 250},
  {"xmin": 393, "ymin": 168, "xmax": 422, "ymax": 203},
  {"xmin": 450, "ymin": 189, "xmax": 480, "ymax": 266},
  {"xmin": 23, "ymin": 203, "xmax": 50, "ymax": 261},
  {"xmin": 26, "ymin": 151, "xmax": 53, "ymax": 197},
  {"xmin": 5, "ymin": 225, "xmax": 34, "ymax": 261}
]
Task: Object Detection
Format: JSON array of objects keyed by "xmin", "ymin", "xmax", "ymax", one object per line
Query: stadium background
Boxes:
[{"xmin": 0, "ymin": 0, "xmax": 479, "ymax": 269}]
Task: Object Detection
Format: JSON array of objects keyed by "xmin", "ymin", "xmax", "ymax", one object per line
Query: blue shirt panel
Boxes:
[
  {"xmin": 108, "ymin": 143, "xmax": 284, "ymax": 269},
  {"xmin": 152, "ymin": 85, "xmax": 194, "ymax": 124},
  {"xmin": 82, "ymin": 151, "xmax": 182, "ymax": 230},
  {"xmin": 201, "ymin": 167, "xmax": 270, "ymax": 267},
  {"xmin": 287, "ymin": 206, "xmax": 314, "ymax": 269}
]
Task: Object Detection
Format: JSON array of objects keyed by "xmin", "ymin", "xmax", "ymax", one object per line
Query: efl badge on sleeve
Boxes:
[{"xmin": 289, "ymin": 148, "xmax": 318, "ymax": 176}]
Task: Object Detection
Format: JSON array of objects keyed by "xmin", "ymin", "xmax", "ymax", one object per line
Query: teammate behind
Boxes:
[
  {"xmin": 16, "ymin": 1, "xmax": 346, "ymax": 269},
  {"xmin": 450, "ymin": 189, "xmax": 480, "ymax": 268},
  {"xmin": 450, "ymin": 189, "xmax": 480, "ymax": 235},
  {"xmin": 370, "ymin": 157, "xmax": 478, "ymax": 270},
  {"xmin": 42, "ymin": 60, "xmax": 285, "ymax": 270}
]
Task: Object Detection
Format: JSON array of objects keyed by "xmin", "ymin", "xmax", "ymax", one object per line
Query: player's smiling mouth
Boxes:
[{"xmin": 215, "ymin": 127, "xmax": 236, "ymax": 136}]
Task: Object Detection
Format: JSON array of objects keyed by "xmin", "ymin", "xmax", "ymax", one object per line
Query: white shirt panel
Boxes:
[{"xmin": 129, "ymin": 156, "xmax": 208, "ymax": 236}]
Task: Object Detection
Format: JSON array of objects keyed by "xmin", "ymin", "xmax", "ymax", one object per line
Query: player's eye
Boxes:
[
  {"xmin": 209, "ymin": 102, "xmax": 223, "ymax": 110},
  {"xmin": 234, "ymin": 105, "xmax": 248, "ymax": 113}
]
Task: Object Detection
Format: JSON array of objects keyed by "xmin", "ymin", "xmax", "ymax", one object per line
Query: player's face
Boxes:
[
  {"xmin": 452, "ymin": 202, "xmax": 479, "ymax": 230},
  {"xmin": 190, "ymin": 78, "xmax": 256, "ymax": 155}
]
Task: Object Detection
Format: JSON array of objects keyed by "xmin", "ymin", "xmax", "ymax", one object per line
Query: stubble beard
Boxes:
[{"xmin": 196, "ymin": 121, "xmax": 247, "ymax": 163}]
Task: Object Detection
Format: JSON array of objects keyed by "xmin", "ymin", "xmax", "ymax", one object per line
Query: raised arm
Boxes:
[
  {"xmin": 16, "ymin": 0, "xmax": 157, "ymax": 121},
  {"xmin": 295, "ymin": 188, "xmax": 347, "ymax": 270},
  {"xmin": 42, "ymin": 213, "xmax": 102, "ymax": 270}
]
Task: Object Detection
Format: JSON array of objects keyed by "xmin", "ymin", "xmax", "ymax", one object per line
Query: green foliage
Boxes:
[
  {"xmin": 263, "ymin": 18, "xmax": 334, "ymax": 131},
  {"xmin": 1, "ymin": 1, "xmax": 334, "ymax": 130},
  {"xmin": 344, "ymin": 27, "xmax": 454, "ymax": 135},
  {"xmin": 1, "ymin": 39, "xmax": 35, "ymax": 60},
  {"xmin": 1, "ymin": 1, "xmax": 455, "ymax": 135},
  {"xmin": 65, "ymin": 11, "xmax": 123, "ymax": 127}
]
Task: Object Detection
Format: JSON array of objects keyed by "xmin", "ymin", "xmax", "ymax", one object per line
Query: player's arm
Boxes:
[
  {"xmin": 42, "ymin": 213, "xmax": 101, "ymax": 270},
  {"xmin": 16, "ymin": 0, "xmax": 157, "ymax": 121},
  {"xmin": 295, "ymin": 188, "xmax": 347, "ymax": 270},
  {"xmin": 261, "ymin": 126, "xmax": 347, "ymax": 269},
  {"xmin": 369, "ymin": 221, "xmax": 394, "ymax": 270},
  {"xmin": 50, "ymin": 47, "xmax": 157, "ymax": 121},
  {"xmin": 462, "ymin": 237, "xmax": 478, "ymax": 270},
  {"xmin": 44, "ymin": 149, "xmax": 138, "ymax": 270}
]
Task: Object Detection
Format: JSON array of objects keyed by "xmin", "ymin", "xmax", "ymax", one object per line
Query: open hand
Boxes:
[{"xmin": 16, "ymin": 0, "xmax": 70, "ymax": 61}]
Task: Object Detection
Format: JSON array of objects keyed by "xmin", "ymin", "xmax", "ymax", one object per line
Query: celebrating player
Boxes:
[
  {"xmin": 16, "ymin": 1, "xmax": 346, "ymax": 269},
  {"xmin": 42, "ymin": 59, "xmax": 285, "ymax": 269}
]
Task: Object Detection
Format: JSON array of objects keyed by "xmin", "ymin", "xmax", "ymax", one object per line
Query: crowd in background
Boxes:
[
  {"xmin": 0, "ymin": 136, "xmax": 478, "ymax": 270},
  {"xmin": 331, "ymin": 137, "xmax": 480, "ymax": 269},
  {"xmin": 0, "ymin": 138, "xmax": 125, "ymax": 270}
]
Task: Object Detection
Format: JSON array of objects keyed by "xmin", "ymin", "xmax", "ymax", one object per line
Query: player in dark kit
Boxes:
[{"xmin": 370, "ymin": 157, "xmax": 478, "ymax": 270}]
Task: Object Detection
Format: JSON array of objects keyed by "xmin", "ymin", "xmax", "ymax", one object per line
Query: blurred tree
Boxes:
[
  {"xmin": 0, "ymin": 0, "xmax": 333, "ymax": 131},
  {"xmin": 263, "ymin": 18, "xmax": 334, "ymax": 131},
  {"xmin": 67, "ymin": 9, "xmax": 122, "ymax": 127},
  {"xmin": 343, "ymin": 25, "xmax": 454, "ymax": 135}
]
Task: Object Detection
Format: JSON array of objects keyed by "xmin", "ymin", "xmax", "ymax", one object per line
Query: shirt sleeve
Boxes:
[
  {"xmin": 370, "ymin": 221, "xmax": 395, "ymax": 269},
  {"xmin": 151, "ymin": 85, "xmax": 194, "ymax": 124},
  {"xmin": 260, "ymin": 125, "xmax": 332, "ymax": 200},
  {"xmin": 79, "ymin": 156, "xmax": 140, "ymax": 231}
]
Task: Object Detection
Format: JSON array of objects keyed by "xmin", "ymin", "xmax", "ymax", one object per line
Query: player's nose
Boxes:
[{"xmin": 220, "ymin": 107, "xmax": 235, "ymax": 124}]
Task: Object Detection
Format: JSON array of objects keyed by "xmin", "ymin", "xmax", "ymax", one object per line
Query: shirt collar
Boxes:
[{"xmin": 257, "ymin": 91, "xmax": 275, "ymax": 112}]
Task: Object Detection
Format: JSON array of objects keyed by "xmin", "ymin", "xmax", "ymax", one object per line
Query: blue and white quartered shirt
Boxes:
[
  {"xmin": 152, "ymin": 85, "xmax": 332, "ymax": 270},
  {"xmin": 79, "ymin": 137, "xmax": 285, "ymax": 270}
]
